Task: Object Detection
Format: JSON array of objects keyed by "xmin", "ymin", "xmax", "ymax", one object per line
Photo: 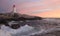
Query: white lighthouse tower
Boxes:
[
  {"xmin": 12, "ymin": 5, "xmax": 18, "ymax": 17},
  {"xmin": 12, "ymin": 5, "xmax": 17, "ymax": 13},
  {"xmin": 11, "ymin": 5, "xmax": 18, "ymax": 16}
]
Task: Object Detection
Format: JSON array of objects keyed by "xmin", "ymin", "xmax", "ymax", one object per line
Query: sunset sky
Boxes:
[{"xmin": 0, "ymin": 0, "xmax": 60, "ymax": 18}]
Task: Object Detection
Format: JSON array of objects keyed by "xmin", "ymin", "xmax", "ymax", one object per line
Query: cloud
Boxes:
[
  {"xmin": 0, "ymin": 0, "xmax": 60, "ymax": 15},
  {"xmin": 19, "ymin": 0, "xmax": 60, "ymax": 14},
  {"xmin": 25, "ymin": 5, "xmax": 60, "ymax": 14},
  {"xmin": 26, "ymin": 8, "xmax": 53, "ymax": 14},
  {"xmin": 19, "ymin": 0, "xmax": 41, "ymax": 3}
]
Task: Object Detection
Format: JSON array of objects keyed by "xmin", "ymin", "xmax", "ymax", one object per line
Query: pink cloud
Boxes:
[
  {"xmin": 0, "ymin": 0, "xmax": 60, "ymax": 15},
  {"xmin": 17, "ymin": 0, "xmax": 60, "ymax": 14}
]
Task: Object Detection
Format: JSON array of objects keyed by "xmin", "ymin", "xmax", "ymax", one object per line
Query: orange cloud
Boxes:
[{"xmin": 31, "ymin": 9, "xmax": 60, "ymax": 18}]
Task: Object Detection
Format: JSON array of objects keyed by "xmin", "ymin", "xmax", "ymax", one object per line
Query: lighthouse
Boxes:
[
  {"xmin": 11, "ymin": 5, "xmax": 18, "ymax": 16},
  {"xmin": 11, "ymin": 5, "xmax": 19, "ymax": 17},
  {"xmin": 12, "ymin": 5, "xmax": 17, "ymax": 13}
]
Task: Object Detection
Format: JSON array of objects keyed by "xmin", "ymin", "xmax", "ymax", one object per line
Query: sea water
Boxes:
[{"xmin": 1, "ymin": 24, "xmax": 41, "ymax": 36}]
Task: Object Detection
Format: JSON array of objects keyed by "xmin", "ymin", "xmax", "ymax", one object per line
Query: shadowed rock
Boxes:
[{"xmin": 10, "ymin": 24, "xmax": 20, "ymax": 29}]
